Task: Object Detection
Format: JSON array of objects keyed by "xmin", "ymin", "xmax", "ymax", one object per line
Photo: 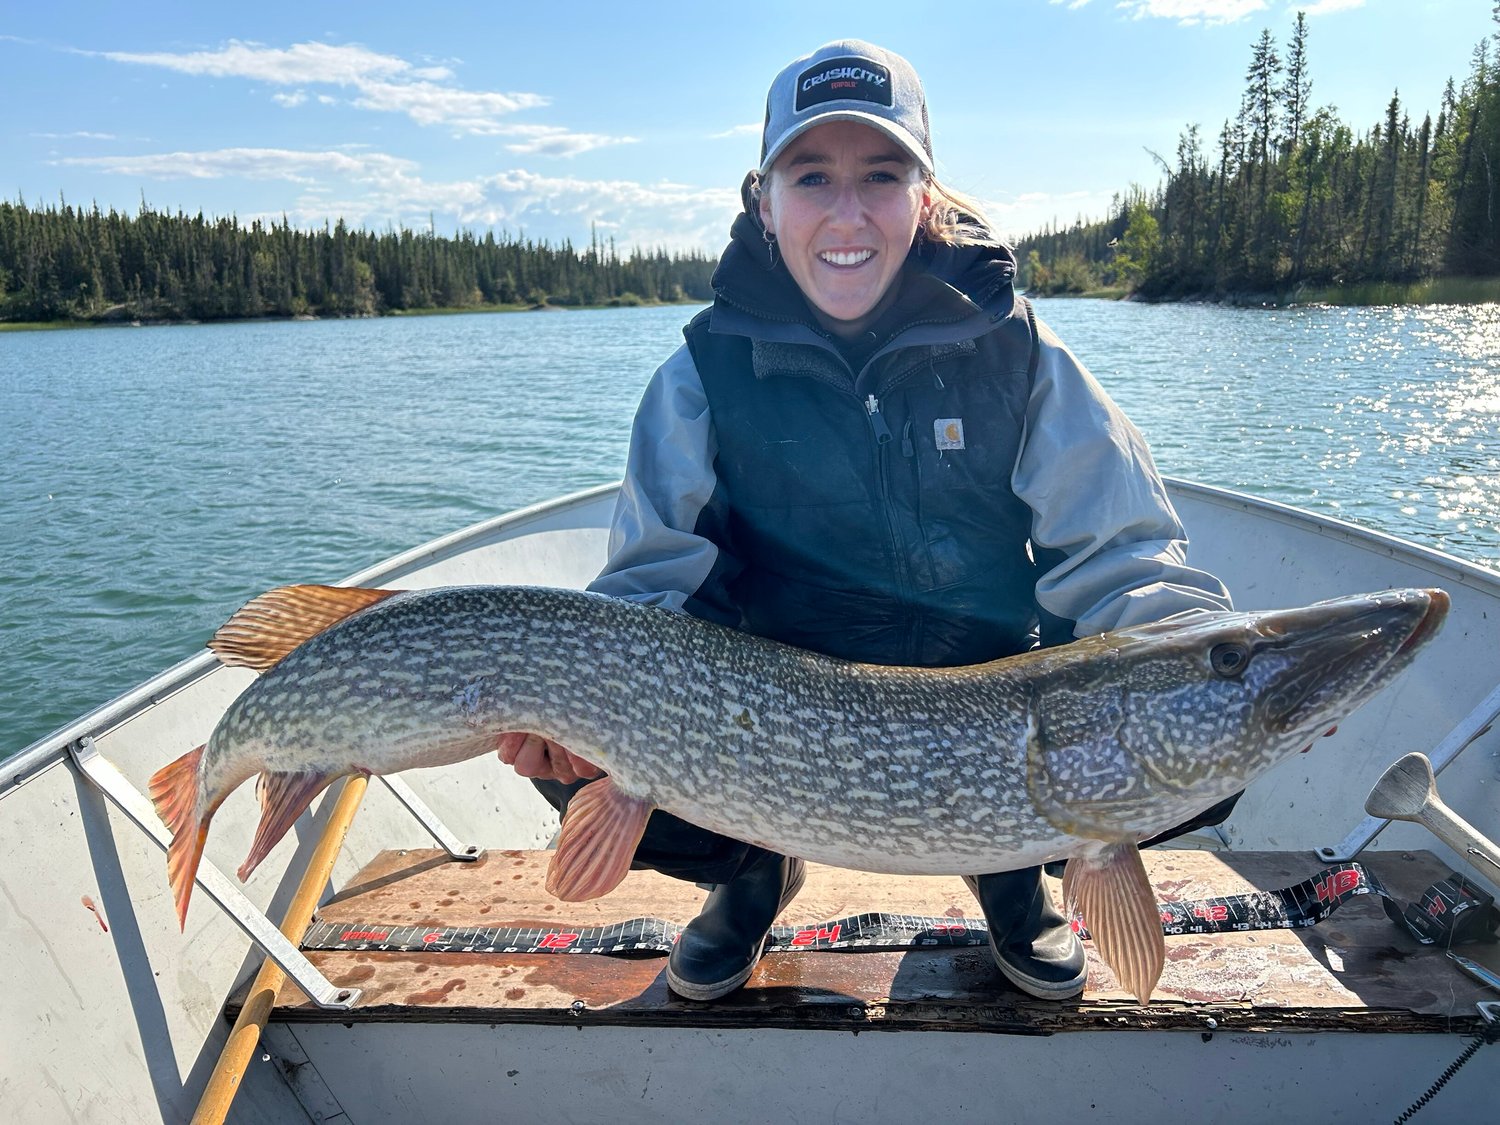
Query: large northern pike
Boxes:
[{"xmin": 151, "ymin": 583, "xmax": 1447, "ymax": 1002}]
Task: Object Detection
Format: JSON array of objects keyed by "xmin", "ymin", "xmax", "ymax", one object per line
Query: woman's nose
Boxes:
[{"xmin": 829, "ymin": 183, "xmax": 865, "ymax": 227}]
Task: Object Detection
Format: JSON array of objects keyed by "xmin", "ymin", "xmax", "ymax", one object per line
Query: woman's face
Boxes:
[{"xmin": 759, "ymin": 120, "xmax": 928, "ymax": 339}]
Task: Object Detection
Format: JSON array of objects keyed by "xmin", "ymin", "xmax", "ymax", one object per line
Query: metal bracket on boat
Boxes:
[
  {"xmin": 379, "ymin": 774, "xmax": 483, "ymax": 862},
  {"xmin": 1317, "ymin": 681, "xmax": 1500, "ymax": 863},
  {"xmin": 69, "ymin": 737, "xmax": 361, "ymax": 1011}
]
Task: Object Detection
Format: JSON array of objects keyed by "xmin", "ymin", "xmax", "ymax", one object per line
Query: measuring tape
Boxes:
[{"xmin": 301, "ymin": 860, "xmax": 1494, "ymax": 956}]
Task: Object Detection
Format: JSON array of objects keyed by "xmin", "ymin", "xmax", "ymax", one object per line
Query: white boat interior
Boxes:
[{"xmin": 4, "ymin": 480, "xmax": 1498, "ymax": 1124}]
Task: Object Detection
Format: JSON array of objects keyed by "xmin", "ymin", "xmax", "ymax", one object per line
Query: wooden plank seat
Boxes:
[{"xmin": 253, "ymin": 848, "xmax": 1499, "ymax": 1035}]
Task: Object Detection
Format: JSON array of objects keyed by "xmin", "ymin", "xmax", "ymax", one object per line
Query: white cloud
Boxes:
[
  {"xmin": 1099, "ymin": 0, "xmax": 1364, "ymax": 25},
  {"xmin": 31, "ymin": 130, "xmax": 117, "ymax": 140},
  {"xmin": 455, "ymin": 170, "xmax": 737, "ymax": 248},
  {"xmin": 982, "ymin": 188, "xmax": 1115, "ymax": 240},
  {"xmin": 54, "ymin": 145, "xmax": 738, "ymax": 251},
  {"xmin": 101, "ymin": 40, "xmax": 411, "ymax": 85},
  {"xmin": 57, "ymin": 147, "xmax": 423, "ymax": 186},
  {"xmin": 1299, "ymin": 0, "xmax": 1365, "ymax": 15},
  {"xmin": 94, "ymin": 39, "xmax": 623, "ymax": 142},
  {"xmin": 1058, "ymin": 0, "xmax": 1275, "ymax": 24},
  {"xmin": 711, "ymin": 123, "xmax": 762, "ymax": 139},
  {"xmin": 1113, "ymin": 0, "xmax": 1269, "ymax": 25},
  {"xmin": 500, "ymin": 126, "xmax": 639, "ymax": 157},
  {"xmin": 348, "ymin": 78, "xmax": 547, "ymax": 129}
]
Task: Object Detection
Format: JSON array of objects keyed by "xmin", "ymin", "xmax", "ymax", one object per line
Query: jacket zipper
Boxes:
[
  {"xmin": 861, "ymin": 390, "xmax": 917, "ymax": 659},
  {"xmin": 864, "ymin": 394, "xmax": 893, "ymax": 444}
]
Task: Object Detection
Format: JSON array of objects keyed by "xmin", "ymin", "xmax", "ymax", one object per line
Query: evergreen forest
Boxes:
[
  {"xmin": 0, "ymin": 203, "xmax": 717, "ymax": 324},
  {"xmin": 7, "ymin": 12, "xmax": 1498, "ymax": 322},
  {"xmin": 1018, "ymin": 11, "xmax": 1500, "ymax": 301}
]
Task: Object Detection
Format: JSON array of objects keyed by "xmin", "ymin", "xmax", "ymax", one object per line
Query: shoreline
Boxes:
[
  {"xmin": 7, "ymin": 277, "xmax": 1498, "ymax": 333},
  {"xmin": 0, "ymin": 297, "xmax": 707, "ymax": 334},
  {"xmin": 1029, "ymin": 275, "xmax": 1500, "ymax": 309}
]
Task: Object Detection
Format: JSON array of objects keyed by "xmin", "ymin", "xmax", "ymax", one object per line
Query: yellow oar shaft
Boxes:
[{"xmin": 192, "ymin": 774, "xmax": 368, "ymax": 1125}]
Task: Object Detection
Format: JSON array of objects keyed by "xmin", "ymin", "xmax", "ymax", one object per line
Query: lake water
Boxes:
[{"xmin": 3, "ymin": 299, "xmax": 1498, "ymax": 757}]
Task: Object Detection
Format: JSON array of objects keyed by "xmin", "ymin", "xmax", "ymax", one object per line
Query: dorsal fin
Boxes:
[{"xmin": 209, "ymin": 584, "xmax": 401, "ymax": 671}]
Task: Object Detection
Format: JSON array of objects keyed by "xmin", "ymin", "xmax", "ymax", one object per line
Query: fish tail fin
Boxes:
[
  {"xmin": 236, "ymin": 770, "xmax": 340, "ymax": 882},
  {"xmin": 545, "ymin": 777, "xmax": 652, "ymax": 901},
  {"xmin": 1063, "ymin": 842, "xmax": 1165, "ymax": 1005},
  {"xmin": 149, "ymin": 745, "xmax": 209, "ymax": 930}
]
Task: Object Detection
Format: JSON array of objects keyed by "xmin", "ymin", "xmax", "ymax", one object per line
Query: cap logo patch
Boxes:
[{"xmin": 794, "ymin": 56, "xmax": 892, "ymax": 112}]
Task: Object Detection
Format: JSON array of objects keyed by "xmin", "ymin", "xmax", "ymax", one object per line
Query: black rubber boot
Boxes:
[
  {"xmin": 964, "ymin": 867, "xmax": 1086, "ymax": 1000},
  {"xmin": 667, "ymin": 850, "xmax": 806, "ymax": 1001}
]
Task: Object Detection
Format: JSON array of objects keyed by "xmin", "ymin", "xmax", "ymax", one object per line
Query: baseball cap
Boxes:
[{"xmin": 759, "ymin": 40, "xmax": 933, "ymax": 177}]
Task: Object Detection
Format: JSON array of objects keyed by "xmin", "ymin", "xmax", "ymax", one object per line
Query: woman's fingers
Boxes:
[
  {"xmin": 499, "ymin": 732, "xmax": 552, "ymax": 777},
  {"xmin": 498, "ymin": 732, "xmax": 604, "ymax": 782},
  {"xmin": 553, "ymin": 743, "xmax": 604, "ymax": 782}
]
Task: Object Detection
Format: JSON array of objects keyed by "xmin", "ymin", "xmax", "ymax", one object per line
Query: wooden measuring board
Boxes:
[{"xmin": 252, "ymin": 848, "xmax": 1499, "ymax": 1034}]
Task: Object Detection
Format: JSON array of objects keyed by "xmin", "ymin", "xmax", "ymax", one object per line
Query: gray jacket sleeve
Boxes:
[
  {"xmin": 587, "ymin": 343, "xmax": 736, "ymax": 619},
  {"xmin": 1017, "ymin": 316, "xmax": 1232, "ymax": 637}
]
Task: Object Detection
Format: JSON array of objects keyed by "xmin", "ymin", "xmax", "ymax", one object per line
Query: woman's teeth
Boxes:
[{"xmin": 820, "ymin": 250, "xmax": 873, "ymax": 267}]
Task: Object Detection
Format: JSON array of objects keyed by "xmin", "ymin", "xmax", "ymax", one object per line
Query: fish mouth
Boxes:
[
  {"xmin": 1263, "ymin": 588, "xmax": 1448, "ymax": 732},
  {"xmin": 1397, "ymin": 587, "xmax": 1448, "ymax": 655}
]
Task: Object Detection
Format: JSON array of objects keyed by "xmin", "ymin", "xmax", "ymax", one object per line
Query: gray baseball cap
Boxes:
[{"xmin": 758, "ymin": 40, "xmax": 932, "ymax": 177}]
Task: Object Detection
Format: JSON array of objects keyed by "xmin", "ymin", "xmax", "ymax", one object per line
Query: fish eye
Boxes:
[{"xmin": 1210, "ymin": 642, "xmax": 1250, "ymax": 677}]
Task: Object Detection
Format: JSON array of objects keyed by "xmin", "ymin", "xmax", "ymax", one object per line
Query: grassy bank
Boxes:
[
  {"xmin": 0, "ymin": 318, "xmax": 103, "ymax": 332},
  {"xmin": 1286, "ymin": 276, "xmax": 1500, "ymax": 306},
  {"xmin": 1029, "ymin": 275, "xmax": 1500, "ymax": 307}
]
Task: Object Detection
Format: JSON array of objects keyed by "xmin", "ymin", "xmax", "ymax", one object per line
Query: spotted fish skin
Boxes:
[
  {"xmin": 150, "ymin": 582, "xmax": 1446, "ymax": 1000},
  {"xmin": 194, "ymin": 583, "xmax": 1445, "ymax": 876}
]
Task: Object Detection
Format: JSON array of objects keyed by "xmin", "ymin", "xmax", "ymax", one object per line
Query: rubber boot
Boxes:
[
  {"xmin": 964, "ymin": 866, "xmax": 1086, "ymax": 1000},
  {"xmin": 667, "ymin": 850, "xmax": 806, "ymax": 1001}
]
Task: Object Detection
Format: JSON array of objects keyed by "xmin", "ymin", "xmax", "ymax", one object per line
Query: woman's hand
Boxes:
[{"xmin": 497, "ymin": 732, "xmax": 604, "ymax": 784}]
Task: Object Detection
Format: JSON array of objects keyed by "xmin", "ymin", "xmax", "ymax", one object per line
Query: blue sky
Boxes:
[{"xmin": 2, "ymin": 1, "xmax": 1490, "ymax": 252}]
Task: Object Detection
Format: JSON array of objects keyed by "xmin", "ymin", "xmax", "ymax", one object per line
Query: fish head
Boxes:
[{"xmin": 1026, "ymin": 587, "xmax": 1448, "ymax": 842}]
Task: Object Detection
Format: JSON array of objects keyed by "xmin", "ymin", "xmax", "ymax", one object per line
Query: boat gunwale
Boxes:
[
  {"xmin": 1163, "ymin": 476, "xmax": 1500, "ymax": 594},
  {"xmin": 1, "ymin": 482, "xmax": 618, "ymax": 796},
  {"xmin": 6, "ymin": 476, "xmax": 1497, "ymax": 796}
]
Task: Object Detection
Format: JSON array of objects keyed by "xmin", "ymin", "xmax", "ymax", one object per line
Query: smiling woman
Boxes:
[
  {"xmin": 498, "ymin": 38, "xmax": 1240, "ymax": 1007},
  {"xmin": 756, "ymin": 121, "xmax": 927, "ymax": 336}
]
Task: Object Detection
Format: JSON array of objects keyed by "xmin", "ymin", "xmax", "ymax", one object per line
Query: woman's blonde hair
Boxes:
[{"xmin": 921, "ymin": 177, "xmax": 1005, "ymax": 248}]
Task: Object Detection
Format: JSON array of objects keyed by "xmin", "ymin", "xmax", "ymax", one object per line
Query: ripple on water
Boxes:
[
  {"xmin": 3, "ymin": 300, "xmax": 1498, "ymax": 756},
  {"xmin": 1033, "ymin": 298, "xmax": 1500, "ymax": 573}
]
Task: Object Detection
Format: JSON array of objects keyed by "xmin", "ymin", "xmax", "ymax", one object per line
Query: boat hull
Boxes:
[{"xmin": 4, "ymin": 479, "xmax": 1498, "ymax": 1123}]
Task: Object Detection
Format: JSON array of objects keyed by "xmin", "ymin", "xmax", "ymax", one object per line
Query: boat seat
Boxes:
[{"xmin": 241, "ymin": 847, "xmax": 1500, "ymax": 1034}]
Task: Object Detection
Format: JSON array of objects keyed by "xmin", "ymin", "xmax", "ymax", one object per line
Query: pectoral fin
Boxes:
[
  {"xmin": 545, "ymin": 777, "xmax": 652, "ymax": 902},
  {"xmin": 237, "ymin": 769, "xmax": 343, "ymax": 882},
  {"xmin": 1062, "ymin": 843, "xmax": 1164, "ymax": 1005}
]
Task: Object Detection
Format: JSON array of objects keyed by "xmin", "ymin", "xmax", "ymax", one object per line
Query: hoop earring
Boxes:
[{"xmin": 762, "ymin": 227, "xmax": 778, "ymax": 268}]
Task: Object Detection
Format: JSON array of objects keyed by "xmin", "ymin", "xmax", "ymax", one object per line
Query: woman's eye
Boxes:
[{"xmin": 796, "ymin": 172, "xmax": 829, "ymax": 187}]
